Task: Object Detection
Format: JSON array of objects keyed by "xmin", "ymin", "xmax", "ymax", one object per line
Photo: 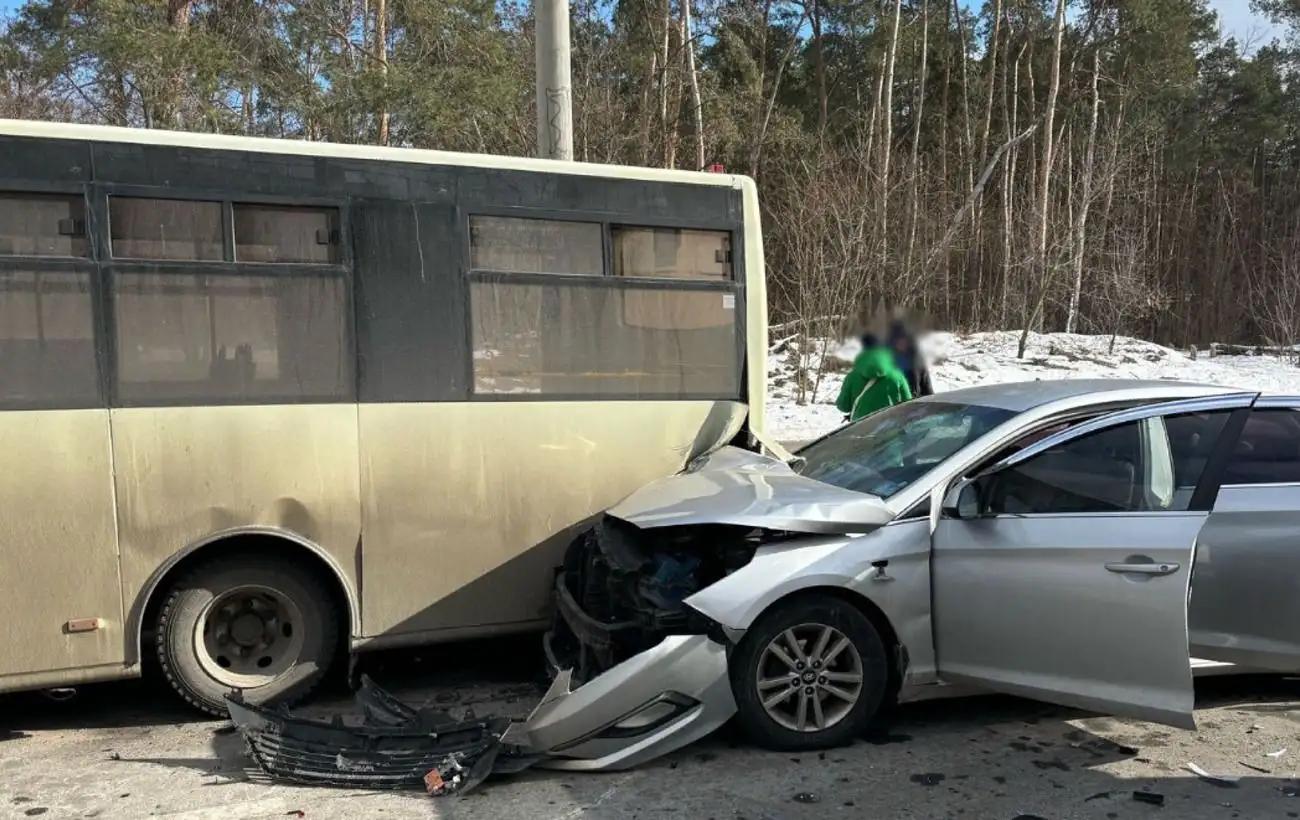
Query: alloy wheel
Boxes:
[{"xmin": 754, "ymin": 622, "xmax": 865, "ymax": 733}]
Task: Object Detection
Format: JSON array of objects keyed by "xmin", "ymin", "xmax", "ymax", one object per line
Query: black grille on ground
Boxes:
[{"xmin": 225, "ymin": 676, "xmax": 529, "ymax": 794}]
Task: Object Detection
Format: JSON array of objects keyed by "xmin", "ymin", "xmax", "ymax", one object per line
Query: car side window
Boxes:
[
  {"xmin": 985, "ymin": 421, "xmax": 1149, "ymax": 514},
  {"xmin": 983, "ymin": 411, "xmax": 1231, "ymax": 516},
  {"xmin": 1221, "ymin": 408, "xmax": 1300, "ymax": 486}
]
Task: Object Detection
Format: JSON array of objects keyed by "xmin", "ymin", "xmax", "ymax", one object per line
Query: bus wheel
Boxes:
[{"xmin": 155, "ymin": 555, "xmax": 340, "ymax": 717}]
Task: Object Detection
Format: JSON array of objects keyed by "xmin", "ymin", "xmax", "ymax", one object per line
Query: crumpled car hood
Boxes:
[{"xmin": 607, "ymin": 446, "xmax": 895, "ymax": 534}]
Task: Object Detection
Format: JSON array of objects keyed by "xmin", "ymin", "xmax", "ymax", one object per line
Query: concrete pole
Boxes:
[{"xmin": 535, "ymin": 0, "xmax": 574, "ymax": 161}]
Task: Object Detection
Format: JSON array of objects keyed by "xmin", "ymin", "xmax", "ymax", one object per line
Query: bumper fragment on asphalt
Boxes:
[{"xmin": 225, "ymin": 675, "xmax": 540, "ymax": 795}]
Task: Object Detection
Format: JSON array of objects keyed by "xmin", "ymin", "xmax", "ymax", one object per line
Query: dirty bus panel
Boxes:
[
  {"xmin": 0, "ymin": 119, "xmax": 767, "ymax": 716},
  {"xmin": 356, "ymin": 212, "xmax": 749, "ymax": 637},
  {"xmin": 0, "ymin": 254, "xmax": 121, "ymax": 683}
]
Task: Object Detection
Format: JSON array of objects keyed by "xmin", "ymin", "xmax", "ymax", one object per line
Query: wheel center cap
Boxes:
[
  {"xmin": 231, "ymin": 613, "xmax": 264, "ymax": 646},
  {"xmin": 802, "ymin": 671, "xmax": 817, "ymax": 683}
]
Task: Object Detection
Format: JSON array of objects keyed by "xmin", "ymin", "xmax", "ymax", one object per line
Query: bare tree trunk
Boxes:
[
  {"xmin": 1065, "ymin": 49, "xmax": 1102, "ymax": 334},
  {"xmin": 866, "ymin": 50, "xmax": 886, "ymax": 168},
  {"xmin": 242, "ymin": 84, "xmax": 254, "ymax": 133},
  {"xmin": 1000, "ymin": 41, "xmax": 1024, "ymax": 329},
  {"xmin": 682, "ymin": 0, "xmax": 705, "ymax": 170},
  {"xmin": 375, "ymin": 0, "xmax": 390, "ymax": 146},
  {"xmin": 666, "ymin": 22, "xmax": 684, "ymax": 169},
  {"xmin": 640, "ymin": 49, "xmax": 658, "ymax": 165},
  {"xmin": 880, "ymin": 0, "xmax": 903, "ymax": 252},
  {"xmin": 750, "ymin": 12, "xmax": 808, "ymax": 175},
  {"xmin": 971, "ymin": 0, "xmax": 1003, "ymax": 325},
  {"xmin": 904, "ymin": 0, "xmax": 930, "ymax": 280},
  {"xmin": 1018, "ymin": 0, "xmax": 1066, "ymax": 358},
  {"xmin": 952, "ymin": 0, "xmax": 974, "ymax": 193},
  {"xmin": 812, "ymin": 0, "xmax": 827, "ymax": 133},
  {"xmin": 1099, "ymin": 91, "xmax": 1127, "ymax": 248},
  {"xmin": 939, "ymin": 0, "xmax": 951, "ymax": 208},
  {"xmin": 163, "ymin": 0, "xmax": 197, "ymax": 129},
  {"xmin": 924, "ymin": 125, "xmax": 1039, "ymax": 273},
  {"xmin": 660, "ymin": 0, "xmax": 672, "ymax": 166},
  {"xmin": 979, "ymin": 0, "xmax": 1003, "ymax": 166}
]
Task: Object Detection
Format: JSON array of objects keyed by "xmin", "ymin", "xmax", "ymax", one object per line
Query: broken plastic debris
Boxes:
[
  {"xmin": 424, "ymin": 769, "xmax": 445, "ymax": 795},
  {"xmin": 224, "ymin": 676, "xmax": 533, "ymax": 795},
  {"xmin": 791, "ymin": 793, "xmax": 820, "ymax": 804},
  {"xmin": 1186, "ymin": 762, "xmax": 1240, "ymax": 786},
  {"xmin": 424, "ymin": 754, "xmax": 470, "ymax": 796},
  {"xmin": 1268, "ymin": 748, "xmax": 1289, "ymax": 758},
  {"xmin": 1132, "ymin": 791, "xmax": 1165, "ymax": 806}
]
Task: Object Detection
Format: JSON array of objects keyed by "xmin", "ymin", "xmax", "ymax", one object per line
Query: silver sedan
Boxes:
[{"xmin": 516, "ymin": 379, "xmax": 1300, "ymax": 771}]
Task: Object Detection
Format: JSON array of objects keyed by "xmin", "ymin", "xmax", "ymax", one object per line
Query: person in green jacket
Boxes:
[{"xmin": 836, "ymin": 333, "xmax": 913, "ymax": 422}]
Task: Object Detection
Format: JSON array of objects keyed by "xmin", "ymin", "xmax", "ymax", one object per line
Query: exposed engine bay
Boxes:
[{"xmin": 545, "ymin": 515, "xmax": 794, "ymax": 685}]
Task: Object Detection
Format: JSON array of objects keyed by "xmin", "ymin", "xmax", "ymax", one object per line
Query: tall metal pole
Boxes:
[{"xmin": 535, "ymin": 0, "xmax": 574, "ymax": 161}]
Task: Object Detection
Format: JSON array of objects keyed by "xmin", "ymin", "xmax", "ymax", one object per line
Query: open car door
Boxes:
[
  {"xmin": 932, "ymin": 393, "xmax": 1257, "ymax": 729},
  {"xmin": 1188, "ymin": 396, "xmax": 1300, "ymax": 672}
]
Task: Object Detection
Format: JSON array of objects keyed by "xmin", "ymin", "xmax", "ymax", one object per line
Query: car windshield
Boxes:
[{"xmin": 794, "ymin": 401, "xmax": 1016, "ymax": 499}]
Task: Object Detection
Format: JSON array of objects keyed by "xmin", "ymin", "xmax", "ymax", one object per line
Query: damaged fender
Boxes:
[
  {"xmin": 684, "ymin": 537, "xmax": 862, "ymax": 632},
  {"xmin": 685, "ymin": 519, "xmax": 932, "ymax": 659},
  {"xmin": 523, "ymin": 634, "xmax": 737, "ymax": 771}
]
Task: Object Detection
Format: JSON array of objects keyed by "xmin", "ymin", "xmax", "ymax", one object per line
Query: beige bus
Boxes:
[{"xmin": 0, "ymin": 120, "xmax": 768, "ymax": 714}]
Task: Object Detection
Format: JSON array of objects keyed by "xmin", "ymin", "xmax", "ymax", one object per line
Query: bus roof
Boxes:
[{"xmin": 0, "ymin": 118, "xmax": 751, "ymax": 191}]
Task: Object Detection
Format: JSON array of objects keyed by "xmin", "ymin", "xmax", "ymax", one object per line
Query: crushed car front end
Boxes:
[
  {"xmin": 524, "ymin": 516, "xmax": 786, "ymax": 770},
  {"xmin": 518, "ymin": 446, "xmax": 898, "ymax": 771}
]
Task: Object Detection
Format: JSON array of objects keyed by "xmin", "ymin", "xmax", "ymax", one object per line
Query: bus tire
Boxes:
[{"xmin": 154, "ymin": 555, "xmax": 340, "ymax": 717}]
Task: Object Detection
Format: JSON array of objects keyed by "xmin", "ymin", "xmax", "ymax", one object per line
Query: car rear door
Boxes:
[
  {"xmin": 1189, "ymin": 396, "xmax": 1300, "ymax": 672},
  {"xmin": 932, "ymin": 394, "xmax": 1256, "ymax": 730}
]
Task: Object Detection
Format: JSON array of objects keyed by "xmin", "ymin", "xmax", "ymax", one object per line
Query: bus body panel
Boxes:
[
  {"xmin": 357, "ymin": 400, "xmax": 746, "ymax": 638},
  {"xmin": 738, "ymin": 177, "xmax": 767, "ymax": 434},
  {"xmin": 111, "ymin": 405, "xmax": 363, "ymax": 654},
  {"xmin": 0, "ymin": 409, "xmax": 124, "ymax": 683},
  {"xmin": 0, "ymin": 120, "xmax": 766, "ymax": 696}
]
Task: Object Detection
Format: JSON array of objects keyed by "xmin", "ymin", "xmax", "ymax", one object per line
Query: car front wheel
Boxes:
[{"xmin": 730, "ymin": 594, "xmax": 893, "ymax": 751}]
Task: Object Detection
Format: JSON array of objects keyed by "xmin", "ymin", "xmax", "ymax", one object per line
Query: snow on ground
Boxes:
[{"xmin": 765, "ymin": 330, "xmax": 1300, "ymax": 443}]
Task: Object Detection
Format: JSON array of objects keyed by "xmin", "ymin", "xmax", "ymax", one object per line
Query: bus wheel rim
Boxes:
[{"xmin": 195, "ymin": 584, "xmax": 307, "ymax": 689}]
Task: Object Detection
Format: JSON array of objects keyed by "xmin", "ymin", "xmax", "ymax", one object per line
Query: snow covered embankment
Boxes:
[{"xmin": 766, "ymin": 331, "xmax": 1300, "ymax": 443}]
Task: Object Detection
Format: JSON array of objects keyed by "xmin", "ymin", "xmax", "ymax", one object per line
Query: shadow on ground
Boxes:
[{"xmin": 5, "ymin": 642, "xmax": 1300, "ymax": 819}]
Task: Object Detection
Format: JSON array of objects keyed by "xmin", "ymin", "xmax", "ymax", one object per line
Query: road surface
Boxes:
[{"xmin": 4, "ymin": 639, "xmax": 1300, "ymax": 819}]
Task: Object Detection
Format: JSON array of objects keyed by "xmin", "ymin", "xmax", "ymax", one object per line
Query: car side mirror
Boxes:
[{"xmin": 942, "ymin": 479, "xmax": 983, "ymax": 520}]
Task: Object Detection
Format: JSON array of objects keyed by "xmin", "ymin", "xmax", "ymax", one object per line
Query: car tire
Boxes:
[
  {"xmin": 730, "ymin": 594, "xmax": 893, "ymax": 752},
  {"xmin": 155, "ymin": 555, "xmax": 340, "ymax": 717}
]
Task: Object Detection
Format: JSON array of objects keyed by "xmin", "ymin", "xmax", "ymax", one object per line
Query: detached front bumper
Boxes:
[{"xmin": 520, "ymin": 633, "xmax": 737, "ymax": 771}]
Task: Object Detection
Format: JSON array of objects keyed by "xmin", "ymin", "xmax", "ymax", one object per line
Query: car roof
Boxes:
[{"xmin": 916, "ymin": 379, "xmax": 1245, "ymax": 413}]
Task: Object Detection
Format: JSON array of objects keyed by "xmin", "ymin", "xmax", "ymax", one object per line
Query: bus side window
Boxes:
[
  {"xmin": 0, "ymin": 193, "xmax": 99, "ymax": 408},
  {"xmin": 108, "ymin": 199, "xmax": 351, "ymax": 405}
]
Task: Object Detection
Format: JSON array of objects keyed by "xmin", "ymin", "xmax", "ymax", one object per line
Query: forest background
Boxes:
[{"xmin": 3, "ymin": 0, "xmax": 1300, "ymax": 354}]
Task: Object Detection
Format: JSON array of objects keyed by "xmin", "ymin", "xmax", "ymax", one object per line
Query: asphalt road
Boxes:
[{"xmin": 4, "ymin": 639, "xmax": 1300, "ymax": 820}]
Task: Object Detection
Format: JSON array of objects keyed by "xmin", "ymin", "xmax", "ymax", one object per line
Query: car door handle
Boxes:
[{"xmin": 1104, "ymin": 561, "xmax": 1179, "ymax": 576}]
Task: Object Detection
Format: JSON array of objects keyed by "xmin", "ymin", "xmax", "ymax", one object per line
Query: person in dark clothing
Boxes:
[{"xmin": 888, "ymin": 320, "xmax": 934, "ymax": 398}]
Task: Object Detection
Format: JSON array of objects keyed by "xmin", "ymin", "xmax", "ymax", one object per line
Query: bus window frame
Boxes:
[
  {"xmin": 93, "ymin": 183, "xmax": 358, "ymax": 409},
  {"xmin": 0, "ymin": 183, "xmax": 105, "ymax": 412},
  {"xmin": 457, "ymin": 204, "xmax": 747, "ymax": 403}
]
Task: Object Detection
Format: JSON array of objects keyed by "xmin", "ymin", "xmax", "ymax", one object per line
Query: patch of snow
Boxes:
[{"xmin": 765, "ymin": 331, "xmax": 1300, "ymax": 443}]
